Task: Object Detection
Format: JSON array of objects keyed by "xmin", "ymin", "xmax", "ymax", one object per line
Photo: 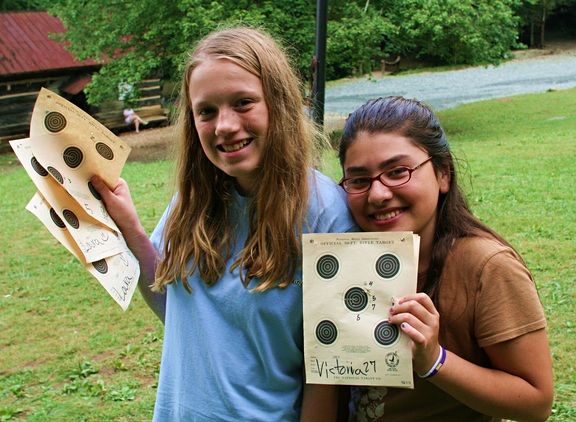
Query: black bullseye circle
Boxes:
[
  {"xmin": 62, "ymin": 209, "xmax": 80, "ymax": 229},
  {"xmin": 344, "ymin": 287, "xmax": 369, "ymax": 312},
  {"xmin": 92, "ymin": 259, "xmax": 108, "ymax": 274},
  {"xmin": 44, "ymin": 111, "xmax": 67, "ymax": 133},
  {"xmin": 30, "ymin": 156, "xmax": 48, "ymax": 176},
  {"xmin": 62, "ymin": 146, "xmax": 84, "ymax": 169},
  {"xmin": 49, "ymin": 208, "xmax": 66, "ymax": 228},
  {"xmin": 374, "ymin": 321, "xmax": 399, "ymax": 346},
  {"xmin": 95, "ymin": 142, "xmax": 114, "ymax": 160},
  {"xmin": 88, "ymin": 181, "xmax": 102, "ymax": 200},
  {"xmin": 375, "ymin": 253, "xmax": 401, "ymax": 279},
  {"xmin": 47, "ymin": 166, "xmax": 64, "ymax": 184},
  {"xmin": 315, "ymin": 320, "xmax": 338, "ymax": 345},
  {"xmin": 316, "ymin": 254, "xmax": 339, "ymax": 280}
]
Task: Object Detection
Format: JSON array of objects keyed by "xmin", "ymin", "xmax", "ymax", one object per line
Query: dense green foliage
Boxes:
[
  {"xmin": 7, "ymin": 0, "xmax": 564, "ymax": 104},
  {"xmin": 0, "ymin": 0, "xmax": 51, "ymax": 10},
  {"xmin": 378, "ymin": 0, "xmax": 521, "ymax": 64},
  {"xmin": 49, "ymin": 0, "xmax": 318, "ymax": 105}
]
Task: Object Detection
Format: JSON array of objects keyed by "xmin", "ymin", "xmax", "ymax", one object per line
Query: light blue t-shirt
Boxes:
[{"xmin": 150, "ymin": 170, "xmax": 356, "ymax": 421}]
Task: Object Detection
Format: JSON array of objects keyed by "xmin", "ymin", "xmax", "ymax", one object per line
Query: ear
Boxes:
[{"xmin": 437, "ymin": 165, "xmax": 451, "ymax": 194}]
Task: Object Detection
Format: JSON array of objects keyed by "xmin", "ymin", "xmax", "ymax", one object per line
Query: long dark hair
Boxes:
[{"xmin": 339, "ymin": 96, "xmax": 514, "ymax": 304}]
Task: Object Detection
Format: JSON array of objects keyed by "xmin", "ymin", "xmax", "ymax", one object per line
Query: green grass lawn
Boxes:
[{"xmin": 1, "ymin": 88, "xmax": 575, "ymax": 420}]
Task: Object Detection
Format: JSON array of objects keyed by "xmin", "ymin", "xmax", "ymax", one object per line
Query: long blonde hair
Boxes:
[{"xmin": 154, "ymin": 26, "xmax": 318, "ymax": 293}]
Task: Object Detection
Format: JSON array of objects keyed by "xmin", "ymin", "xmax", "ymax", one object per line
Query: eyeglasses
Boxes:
[{"xmin": 339, "ymin": 157, "xmax": 433, "ymax": 194}]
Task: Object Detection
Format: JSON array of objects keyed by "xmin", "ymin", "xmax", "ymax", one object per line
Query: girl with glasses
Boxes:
[{"xmin": 337, "ymin": 96, "xmax": 553, "ymax": 421}]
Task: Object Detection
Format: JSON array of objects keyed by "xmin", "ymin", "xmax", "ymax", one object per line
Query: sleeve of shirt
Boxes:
[
  {"xmin": 474, "ymin": 246, "xmax": 547, "ymax": 348},
  {"xmin": 306, "ymin": 169, "xmax": 359, "ymax": 234},
  {"xmin": 150, "ymin": 196, "xmax": 177, "ymax": 257}
]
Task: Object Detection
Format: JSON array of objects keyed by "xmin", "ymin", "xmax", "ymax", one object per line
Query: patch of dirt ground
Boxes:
[
  {"xmin": 119, "ymin": 114, "xmax": 348, "ymax": 163},
  {"xmin": 120, "ymin": 125, "xmax": 179, "ymax": 163}
]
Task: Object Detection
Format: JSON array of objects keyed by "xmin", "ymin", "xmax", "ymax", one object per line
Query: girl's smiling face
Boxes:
[
  {"xmin": 189, "ymin": 58, "xmax": 269, "ymax": 194},
  {"xmin": 342, "ymin": 131, "xmax": 450, "ymax": 249}
]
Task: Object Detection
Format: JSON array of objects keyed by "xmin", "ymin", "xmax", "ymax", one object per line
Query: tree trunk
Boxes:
[{"xmin": 540, "ymin": 0, "xmax": 547, "ymax": 48}]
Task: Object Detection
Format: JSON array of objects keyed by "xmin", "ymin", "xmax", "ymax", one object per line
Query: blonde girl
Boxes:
[{"xmin": 93, "ymin": 27, "xmax": 355, "ymax": 421}]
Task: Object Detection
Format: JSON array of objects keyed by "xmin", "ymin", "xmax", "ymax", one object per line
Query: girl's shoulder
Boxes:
[
  {"xmin": 306, "ymin": 168, "xmax": 357, "ymax": 233},
  {"xmin": 308, "ymin": 168, "xmax": 346, "ymax": 201},
  {"xmin": 448, "ymin": 235, "xmax": 528, "ymax": 278},
  {"xmin": 452, "ymin": 235, "xmax": 510, "ymax": 255}
]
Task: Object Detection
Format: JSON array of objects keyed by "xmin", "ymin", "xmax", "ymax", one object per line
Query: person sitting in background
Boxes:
[{"xmin": 123, "ymin": 107, "xmax": 148, "ymax": 133}]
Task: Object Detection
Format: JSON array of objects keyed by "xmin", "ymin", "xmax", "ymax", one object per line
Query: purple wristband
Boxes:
[{"xmin": 418, "ymin": 346, "xmax": 446, "ymax": 379}]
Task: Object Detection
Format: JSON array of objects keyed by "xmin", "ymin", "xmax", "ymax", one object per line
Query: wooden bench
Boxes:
[{"xmin": 93, "ymin": 103, "xmax": 170, "ymax": 135}]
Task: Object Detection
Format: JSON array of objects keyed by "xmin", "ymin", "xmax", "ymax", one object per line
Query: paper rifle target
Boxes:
[
  {"xmin": 88, "ymin": 181, "xmax": 102, "ymax": 200},
  {"xmin": 15, "ymin": 89, "xmax": 138, "ymax": 311},
  {"xmin": 316, "ymin": 254, "xmax": 340, "ymax": 280},
  {"xmin": 303, "ymin": 232, "xmax": 417, "ymax": 387},
  {"xmin": 47, "ymin": 166, "xmax": 64, "ymax": 184},
  {"xmin": 62, "ymin": 209, "xmax": 80, "ymax": 229},
  {"xmin": 374, "ymin": 320, "xmax": 400, "ymax": 347},
  {"xmin": 49, "ymin": 208, "xmax": 66, "ymax": 229},
  {"xmin": 62, "ymin": 146, "xmax": 84, "ymax": 169},
  {"xmin": 92, "ymin": 259, "xmax": 109, "ymax": 274},
  {"xmin": 315, "ymin": 319, "xmax": 338, "ymax": 345},
  {"xmin": 30, "ymin": 156, "xmax": 48, "ymax": 177},
  {"xmin": 375, "ymin": 253, "xmax": 401, "ymax": 279},
  {"xmin": 344, "ymin": 286, "xmax": 369, "ymax": 312},
  {"xmin": 95, "ymin": 142, "xmax": 114, "ymax": 160},
  {"xmin": 44, "ymin": 111, "xmax": 67, "ymax": 133}
]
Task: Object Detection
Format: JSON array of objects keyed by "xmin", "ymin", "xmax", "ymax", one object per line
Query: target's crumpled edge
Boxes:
[
  {"xmin": 25, "ymin": 192, "xmax": 139, "ymax": 311},
  {"xmin": 29, "ymin": 88, "xmax": 130, "ymax": 232},
  {"xmin": 10, "ymin": 138, "xmax": 129, "ymax": 263},
  {"xmin": 302, "ymin": 231, "xmax": 418, "ymax": 388}
]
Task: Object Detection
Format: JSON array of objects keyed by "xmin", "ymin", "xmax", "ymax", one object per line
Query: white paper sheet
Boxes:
[
  {"xmin": 29, "ymin": 88, "xmax": 130, "ymax": 230},
  {"xmin": 10, "ymin": 138, "xmax": 129, "ymax": 263},
  {"xmin": 303, "ymin": 232, "xmax": 419, "ymax": 388}
]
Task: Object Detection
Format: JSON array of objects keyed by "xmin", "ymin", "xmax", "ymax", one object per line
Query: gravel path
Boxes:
[{"xmin": 325, "ymin": 52, "xmax": 576, "ymax": 116}]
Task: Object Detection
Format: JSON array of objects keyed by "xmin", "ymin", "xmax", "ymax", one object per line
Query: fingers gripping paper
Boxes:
[
  {"xmin": 303, "ymin": 232, "xmax": 419, "ymax": 388},
  {"xmin": 9, "ymin": 88, "xmax": 139, "ymax": 310}
]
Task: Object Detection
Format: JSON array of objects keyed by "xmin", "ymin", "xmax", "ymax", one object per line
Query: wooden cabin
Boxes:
[{"xmin": 0, "ymin": 11, "xmax": 168, "ymax": 152}]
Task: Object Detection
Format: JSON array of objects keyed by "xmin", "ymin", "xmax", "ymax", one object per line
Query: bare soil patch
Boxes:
[
  {"xmin": 119, "ymin": 115, "xmax": 348, "ymax": 163},
  {"xmin": 119, "ymin": 125, "xmax": 177, "ymax": 163}
]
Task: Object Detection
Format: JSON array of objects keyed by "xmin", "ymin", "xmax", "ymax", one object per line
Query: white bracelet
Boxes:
[{"xmin": 417, "ymin": 346, "xmax": 446, "ymax": 379}]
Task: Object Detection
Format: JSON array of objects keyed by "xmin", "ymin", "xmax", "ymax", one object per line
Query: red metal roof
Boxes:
[{"xmin": 0, "ymin": 11, "xmax": 105, "ymax": 77}]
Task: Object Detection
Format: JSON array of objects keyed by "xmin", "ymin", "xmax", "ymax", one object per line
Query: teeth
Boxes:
[
  {"xmin": 221, "ymin": 140, "xmax": 249, "ymax": 152},
  {"xmin": 374, "ymin": 210, "xmax": 401, "ymax": 221}
]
